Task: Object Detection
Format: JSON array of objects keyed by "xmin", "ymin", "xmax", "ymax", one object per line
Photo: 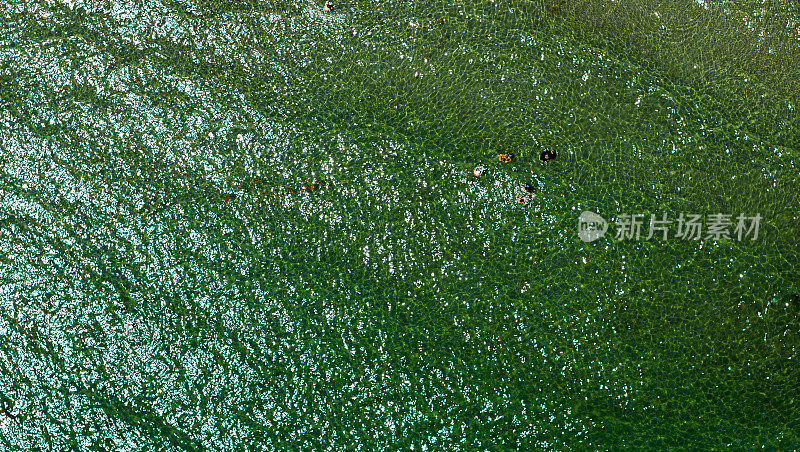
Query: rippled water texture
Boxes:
[{"xmin": 0, "ymin": 0, "xmax": 798, "ymax": 449}]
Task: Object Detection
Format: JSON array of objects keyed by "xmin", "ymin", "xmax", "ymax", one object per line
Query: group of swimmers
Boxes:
[{"xmin": 473, "ymin": 149, "xmax": 557, "ymax": 205}]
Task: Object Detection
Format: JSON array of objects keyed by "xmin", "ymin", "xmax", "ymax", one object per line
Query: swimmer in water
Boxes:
[
  {"xmin": 517, "ymin": 183, "xmax": 537, "ymax": 205},
  {"xmin": 497, "ymin": 153, "xmax": 513, "ymax": 163},
  {"xmin": 539, "ymin": 150, "xmax": 557, "ymax": 161},
  {"xmin": 473, "ymin": 166, "xmax": 486, "ymax": 177},
  {"xmin": 323, "ymin": 1, "xmax": 333, "ymax": 12}
]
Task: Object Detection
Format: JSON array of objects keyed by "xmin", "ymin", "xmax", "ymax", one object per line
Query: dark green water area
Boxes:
[{"xmin": 0, "ymin": 0, "xmax": 799, "ymax": 449}]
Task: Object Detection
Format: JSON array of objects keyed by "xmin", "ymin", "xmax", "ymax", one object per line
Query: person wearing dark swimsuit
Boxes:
[{"xmin": 539, "ymin": 150, "xmax": 557, "ymax": 161}]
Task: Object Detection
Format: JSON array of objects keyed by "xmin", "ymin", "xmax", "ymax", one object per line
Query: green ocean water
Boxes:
[{"xmin": 0, "ymin": 0, "xmax": 799, "ymax": 449}]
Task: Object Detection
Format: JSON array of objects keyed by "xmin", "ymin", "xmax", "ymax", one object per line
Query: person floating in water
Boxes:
[
  {"xmin": 539, "ymin": 150, "xmax": 557, "ymax": 161},
  {"xmin": 497, "ymin": 152, "xmax": 513, "ymax": 163},
  {"xmin": 516, "ymin": 183, "xmax": 538, "ymax": 206},
  {"xmin": 473, "ymin": 166, "xmax": 486, "ymax": 177},
  {"xmin": 323, "ymin": 1, "xmax": 333, "ymax": 12}
]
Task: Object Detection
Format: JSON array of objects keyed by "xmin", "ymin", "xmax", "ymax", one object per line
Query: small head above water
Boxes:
[{"xmin": 539, "ymin": 150, "xmax": 557, "ymax": 161}]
